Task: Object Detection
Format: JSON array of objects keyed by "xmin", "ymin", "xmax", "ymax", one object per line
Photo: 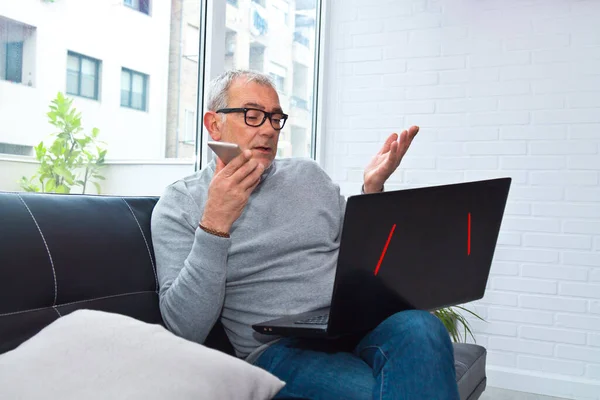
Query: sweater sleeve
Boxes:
[{"xmin": 150, "ymin": 183, "xmax": 230, "ymax": 344}]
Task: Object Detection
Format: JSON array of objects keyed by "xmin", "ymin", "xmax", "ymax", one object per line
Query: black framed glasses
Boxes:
[{"xmin": 216, "ymin": 107, "xmax": 288, "ymax": 130}]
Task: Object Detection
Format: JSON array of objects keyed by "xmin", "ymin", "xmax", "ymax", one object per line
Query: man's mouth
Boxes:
[{"xmin": 254, "ymin": 146, "xmax": 272, "ymax": 153}]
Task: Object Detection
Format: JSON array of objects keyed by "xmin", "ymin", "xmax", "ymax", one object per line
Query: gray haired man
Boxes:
[{"xmin": 151, "ymin": 69, "xmax": 459, "ymax": 399}]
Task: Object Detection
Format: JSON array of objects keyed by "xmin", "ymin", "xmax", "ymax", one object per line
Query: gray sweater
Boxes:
[{"xmin": 151, "ymin": 158, "xmax": 345, "ymax": 360}]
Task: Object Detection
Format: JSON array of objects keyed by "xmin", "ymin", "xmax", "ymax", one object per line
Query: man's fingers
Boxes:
[
  {"xmin": 241, "ymin": 163, "xmax": 264, "ymax": 191},
  {"xmin": 380, "ymin": 133, "xmax": 399, "ymax": 155},
  {"xmin": 229, "ymin": 158, "xmax": 260, "ymax": 184},
  {"xmin": 386, "ymin": 141, "xmax": 400, "ymax": 168},
  {"xmin": 215, "ymin": 157, "xmax": 226, "ymax": 174},
  {"xmin": 407, "ymin": 125, "xmax": 419, "ymax": 145},
  {"xmin": 219, "ymin": 149, "xmax": 252, "ymax": 177}
]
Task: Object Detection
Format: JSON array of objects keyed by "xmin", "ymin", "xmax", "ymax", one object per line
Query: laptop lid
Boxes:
[{"xmin": 327, "ymin": 178, "xmax": 511, "ymax": 336}]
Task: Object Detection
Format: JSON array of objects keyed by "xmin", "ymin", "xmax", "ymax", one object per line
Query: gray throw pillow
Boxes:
[{"xmin": 0, "ymin": 310, "xmax": 285, "ymax": 399}]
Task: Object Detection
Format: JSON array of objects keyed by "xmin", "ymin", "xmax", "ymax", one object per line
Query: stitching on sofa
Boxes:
[
  {"xmin": 0, "ymin": 290, "xmax": 155, "ymax": 318},
  {"xmin": 17, "ymin": 193, "xmax": 58, "ymax": 306},
  {"xmin": 121, "ymin": 198, "xmax": 158, "ymax": 292},
  {"xmin": 380, "ymin": 369, "xmax": 384, "ymax": 400},
  {"xmin": 53, "ymin": 306, "xmax": 62, "ymax": 317},
  {"xmin": 57, "ymin": 290, "xmax": 155, "ymax": 308}
]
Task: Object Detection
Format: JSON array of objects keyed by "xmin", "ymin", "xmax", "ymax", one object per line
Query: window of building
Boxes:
[
  {"xmin": 67, "ymin": 51, "xmax": 101, "ymax": 100},
  {"xmin": 121, "ymin": 68, "xmax": 148, "ymax": 111},
  {"xmin": 184, "ymin": 24, "xmax": 200, "ymax": 62},
  {"xmin": 5, "ymin": 42, "xmax": 22, "ymax": 83},
  {"xmin": 224, "ymin": 30, "xmax": 237, "ymax": 71},
  {"xmin": 183, "ymin": 109, "xmax": 196, "ymax": 144},
  {"xmin": 0, "ymin": 142, "xmax": 33, "ymax": 156},
  {"xmin": 124, "ymin": 0, "xmax": 150, "ymax": 15},
  {"xmin": 0, "ymin": 17, "xmax": 36, "ymax": 86},
  {"xmin": 270, "ymin": 73, "xmax": 285, "ymax": 94},
  {"xmin": 249, "ymin": 43, "xmax": 265, "ymax": 72}
]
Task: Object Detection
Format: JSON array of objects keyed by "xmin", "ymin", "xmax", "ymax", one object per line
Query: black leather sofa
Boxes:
[{"xmin": 0, "ymin": 191, "xmax": 487, "ymax": 399}]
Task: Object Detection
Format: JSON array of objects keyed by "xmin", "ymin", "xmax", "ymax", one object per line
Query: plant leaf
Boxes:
[
  {"xmin": 93, "ymin": 181, "xmax": 102, "ymax": 194},
  {"xmin": 455, "ymin": 306, "xmax": 486, "ymax": 322}
]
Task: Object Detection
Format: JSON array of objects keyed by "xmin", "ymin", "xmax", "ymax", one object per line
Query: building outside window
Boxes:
[
  {"xmin": 121, "ymin": 68, "xmax": 148, "ymax": 111},
  {"xmin": 67, "ymin": 51, "xmax": 101, "ymax": 100},
  {"xmin": 225, "ymin": 0, "xmax": 319, "ymax": 159},
  {"xmin": 0, "ymin": 0, "xmax": 324, "ymax": 194}
]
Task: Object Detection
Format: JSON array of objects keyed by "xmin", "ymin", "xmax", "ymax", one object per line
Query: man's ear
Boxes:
[{"xmin": 203, "ymin": 111, "xmax": 222, "ymax": 141}]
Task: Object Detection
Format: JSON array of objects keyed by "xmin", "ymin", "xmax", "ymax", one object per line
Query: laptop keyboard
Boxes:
[{"xmin": 294, "ymin": 314, "xmax": 329, "ymax": 325}]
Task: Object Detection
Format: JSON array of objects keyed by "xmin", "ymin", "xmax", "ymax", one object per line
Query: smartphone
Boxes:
[{"xmin": 207, "ymin": 141, "xmax": 242, "ymax": 164}]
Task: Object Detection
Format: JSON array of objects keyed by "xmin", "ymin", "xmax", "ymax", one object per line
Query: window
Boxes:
[
  {"xmin": 124, "ymin": 0, "xmax": 150, "ymax": 15},
  {"xmin": 0, "ymin": 1, "xmax": 324, "ymax": 196},
  {"xmin": 67, "ymin": 51, "xmax": 101, "ymax": 100},
  {"xmin": 121, "ymin": 68, "xmax": 148, "ymax": 111},
  {"xmin": 249, "ymin": 43, "xmax": 265, "ymax": 72},
  {"xmin": 184, "ymin": 24, "xmax": 200, "ymax": 62},
  {"xmin": 0, "ymin": 16, "xmax": 36, "ymax": 86},
  {"xmin": 183, "ymin": 110, "xmax": 196, "ymax": 144},
  {"xmin": 0, "ymin": 142, "xmax": 32, "ymax": 156},
  {"xmin": 270, "ymin": 73, "xmax": 285, "ymax": 94},
  {"xmin": 5, "ymin": 42, "xmax": 23, "ymax": 83},
  {"xmin": 223, "ymin": 0, "xmax": 320, "ymax": 159},
  {"xmin": 224, "ymin": 30, "xmax": 237, "ymax": 71}
]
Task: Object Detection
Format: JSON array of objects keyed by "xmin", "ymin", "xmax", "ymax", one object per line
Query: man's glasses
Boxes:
[{"xmin": 216, "ymin": 107, "xmax": 288, "ymax": 131}]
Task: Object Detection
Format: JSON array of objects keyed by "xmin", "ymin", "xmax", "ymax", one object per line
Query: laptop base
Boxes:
[{"xmin": 252, "ymin": 307, "xmax": 334, "ymax": 338}]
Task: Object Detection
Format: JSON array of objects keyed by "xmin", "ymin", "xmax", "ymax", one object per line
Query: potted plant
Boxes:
[
  {"xmin": 434, "ymin": 306, "xmax": 485, "ymax": 343},
  {"xmin": 20, "ymin": 92, "xmax": 107, "ymax": 194}
]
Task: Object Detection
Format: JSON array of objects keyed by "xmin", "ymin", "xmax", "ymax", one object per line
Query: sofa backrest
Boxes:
[{"xmin": 0, "ymin": 192, "xmax": 234, "ymax": 356}]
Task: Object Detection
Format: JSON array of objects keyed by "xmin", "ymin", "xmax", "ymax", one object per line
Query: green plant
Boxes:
[
  {"xmin": 20, "ymin": 92, "xmax": 107, "ymax": 194},
  {"xmin": 434, "ymin": 306, "xmax": 485, "ymax": 343}
]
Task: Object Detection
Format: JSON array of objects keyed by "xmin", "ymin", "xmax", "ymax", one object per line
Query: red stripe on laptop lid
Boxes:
[{"xmin": 374, "ymin": 224, "xmax": 396, "ymax": 276}]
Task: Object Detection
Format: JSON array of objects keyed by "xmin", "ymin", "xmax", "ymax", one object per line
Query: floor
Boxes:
[{"xmin": 481, "ymin": 387, "xmax": 568, "ymax": 400}]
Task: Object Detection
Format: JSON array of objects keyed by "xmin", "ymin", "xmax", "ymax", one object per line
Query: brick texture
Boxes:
[{"xmin": 325, "ymin": 0, "xmax": 600, "ymax": 391}]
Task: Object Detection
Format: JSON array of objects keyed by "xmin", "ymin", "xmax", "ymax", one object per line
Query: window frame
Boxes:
[
  {"xmin": 66, "ymin": 51, "xmax": 101, "ymax": 101},
  {"xmin": 120, "ymin": 67, "xmax": 148, "ymax": 112}
]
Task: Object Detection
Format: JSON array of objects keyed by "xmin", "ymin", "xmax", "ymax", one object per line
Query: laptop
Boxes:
[{"xmin": 252, "ymin": 177, "xmax": 511, "ymax": 338}]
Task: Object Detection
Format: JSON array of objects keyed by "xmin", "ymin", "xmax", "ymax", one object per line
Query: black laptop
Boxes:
[{"xmin": 252, "ymin": 177, "xmax": 511, "ymax": 338}]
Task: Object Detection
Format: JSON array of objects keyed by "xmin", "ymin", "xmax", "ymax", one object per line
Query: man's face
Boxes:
[{"xmin": 209, "ymin": 78, "xmax": 282, "ymax": 169}]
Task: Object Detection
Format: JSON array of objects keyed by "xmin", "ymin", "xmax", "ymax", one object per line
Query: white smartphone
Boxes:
[{"xmin": 207, "ymin": 141, "xmax": 242, "ymax": 164}]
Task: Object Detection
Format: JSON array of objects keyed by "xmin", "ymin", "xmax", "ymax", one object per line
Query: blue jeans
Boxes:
[{"xmin": 253, "ymin": 310, "xmax": 460, "ymax": 400}]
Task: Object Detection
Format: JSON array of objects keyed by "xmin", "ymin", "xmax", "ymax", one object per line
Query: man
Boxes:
[{"xmin": 151, "ymin": 69, "xmax": 459, "ymax": 399}]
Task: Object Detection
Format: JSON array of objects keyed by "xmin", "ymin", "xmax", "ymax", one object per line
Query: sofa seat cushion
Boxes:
[
  {"xmin": 454, "ymin": 343, "xmax": 487, "ymax": 400},
  {"xmin": 0, "ymin": 310, "xmax": 285, "ymax": 400}
]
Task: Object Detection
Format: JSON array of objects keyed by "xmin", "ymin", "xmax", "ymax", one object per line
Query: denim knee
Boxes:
[{"xmin": 382, "ymin": 309, "xmax": 451, "ymax": 345}]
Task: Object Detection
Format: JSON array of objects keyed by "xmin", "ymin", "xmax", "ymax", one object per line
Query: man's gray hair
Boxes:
[{"xmin": 207, "ymin": 69, "xmax": 276, "ymax": 112}]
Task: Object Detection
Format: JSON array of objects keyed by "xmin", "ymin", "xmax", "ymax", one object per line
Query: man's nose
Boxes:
[{"xmin": 258, "ymin": 120, "xmax": 277, "ymax": 137}]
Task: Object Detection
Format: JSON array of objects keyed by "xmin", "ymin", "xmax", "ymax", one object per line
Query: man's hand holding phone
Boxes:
[{"xmin": 201, "ymin": 142, "xmax": 264, "ymax": 234}]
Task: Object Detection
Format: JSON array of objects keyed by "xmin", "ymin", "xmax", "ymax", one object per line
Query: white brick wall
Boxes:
[{"xmin": 324, "ymin": 0, "xmax": 600, "ymax": 397}]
